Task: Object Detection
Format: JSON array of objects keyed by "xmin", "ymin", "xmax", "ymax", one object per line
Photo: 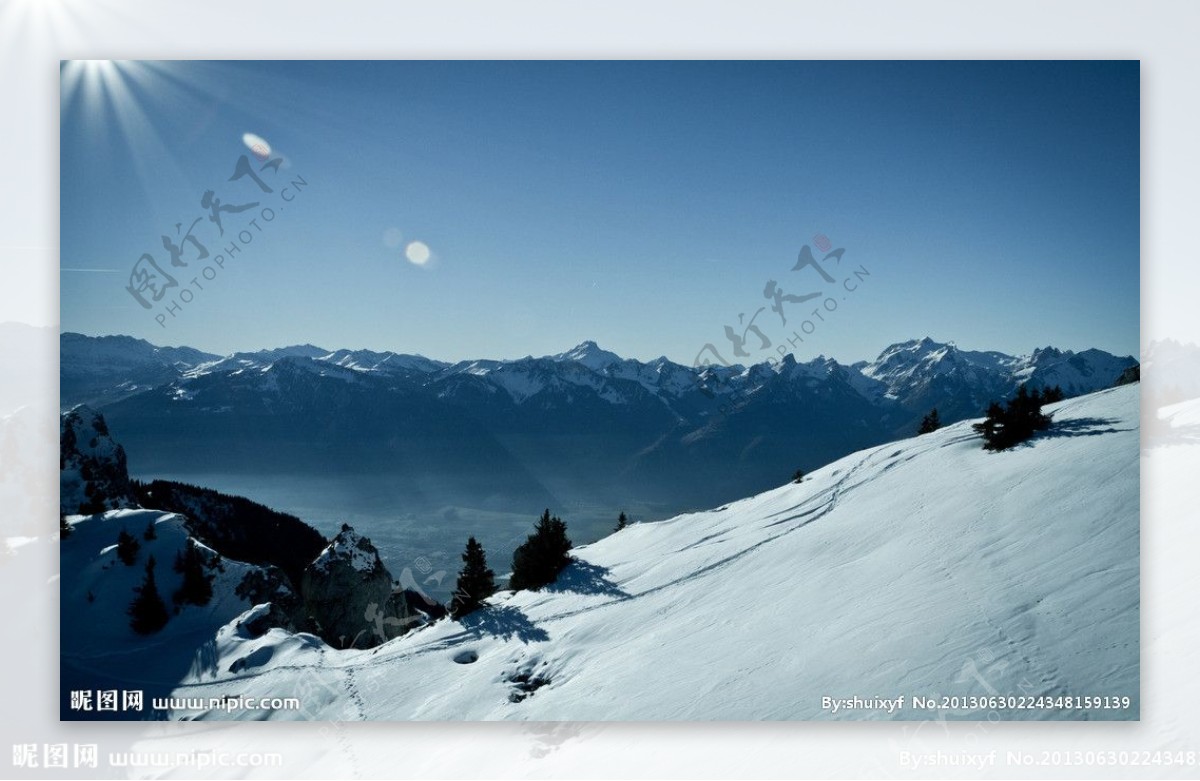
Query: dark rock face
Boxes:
[
  {"xmin": 299, "ymin": 524, "xmax": 427, "ymax": 649},
  {"xmin": 1115, "ymin": 365, "xmax": 1140, "ymax": 386},
  {"xmin": 59, "ymin": 406, "xmax": 133, "ymax": 515},
  {"xmin": 234, "ymin": 600, "xmax": 298, "ymax": 639},
  {"xmin": 235, "ymin": 566, "xmax": 304, "ymax": 632},
  {"xmin": 395, "ymin": 588, "xmax": 449, "ymax": 621}
]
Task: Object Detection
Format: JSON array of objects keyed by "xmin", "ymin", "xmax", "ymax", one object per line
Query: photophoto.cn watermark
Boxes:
[
  {"xmin": 692, "ymin": 233, "xmax": 873, "ymax": 417},
  {"xmin": 123, "ymin": 145, "xmax": 310, "ymax": 328}
]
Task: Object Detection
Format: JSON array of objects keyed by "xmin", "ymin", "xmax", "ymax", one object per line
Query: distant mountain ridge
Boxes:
[
  {"xmin": 62, "ymin": 331, "xmax": 1136, "ymax": 413},
  {"xmin": 61, "ymin": 332, "xmax": 1137, "ymax": 520}
]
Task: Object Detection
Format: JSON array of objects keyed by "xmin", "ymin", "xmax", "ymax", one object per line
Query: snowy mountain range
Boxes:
[
  {"xmin": 62, "ymin": 333, "xmax": 1136, "ymax": 414},
  {"xmin": 61, "ymin": 333, "xmax": 1137, "ymax": 518},
  {"xmin": 60, "ymin": 383, "xmax": 1140, "ymax": 720}
]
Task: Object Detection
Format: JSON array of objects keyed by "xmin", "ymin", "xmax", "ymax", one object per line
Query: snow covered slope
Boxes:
[
  {"xmin": 59, "ymin": 509, "xmax": 280, "ymax": 719},
  {"xmin": 161, "ymin": 383, "xmax": 1138, "ymax": 721}
]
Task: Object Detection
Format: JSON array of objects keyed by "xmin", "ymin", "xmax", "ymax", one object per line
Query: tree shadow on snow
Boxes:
[
  {"xmin": 1037, "ymin": 416, "xmax": 1134, "ymax": 440},
  {"xmin": 461, "ymin": 604, "xmax": 549, "ymax": 644},
  {"xmin": 543, "ymin": 559, "xmax": 629, "ymax": 599}
]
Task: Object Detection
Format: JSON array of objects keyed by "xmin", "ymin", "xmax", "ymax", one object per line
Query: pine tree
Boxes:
[
  {"xmin": 128, "ymin": 556, "xmax": 169, "ymax": 634},
  {"xmin": 973, "ymin": 384, "xmax": 1052, "ymax": 451},
  {"xmin": 116, "ymin": 528, "xmax": 140, "ymax": 566},
  {"xmin": 449, "ymin": 536, "xmax": 496, "ymax": 618},
  {"xmin": 793, "ymin": 469, "xmax": 805, "ymax": 484},
  {"xmin": 1042, "ymin": 385, "xmax": 1065, "ymax": 403},
  {"xmin": 79, "ymin": 490, "xmax": 107, "ymax": 516},
  {"xmin": 615, "ymin": 511, "xmax": 628, "ymax": 532},
  {"xmin": 173, "ymin": 539, "xmax": 214, "ymax": 607},
  {"xmin": 509, "ymin": 509, "xmax": 573, "ymax": 591},
  {"xmin": 918, "ymin": 408, "xmax": 941, "ymax": 434},
  {"xmin": 143, "ymin": 519, "xmax": 157, "ymax": 541}
]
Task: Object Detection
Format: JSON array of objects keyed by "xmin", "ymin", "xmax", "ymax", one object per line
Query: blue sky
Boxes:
[{"xmin": 60, "ymin": 60, "xmax": 1139, "ymax": 364}]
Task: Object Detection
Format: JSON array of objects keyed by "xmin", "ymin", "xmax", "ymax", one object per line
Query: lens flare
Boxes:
[
  {"xmin": 405, "ymin": 241, "xmax": 432, "ymax": 266},
  {"xmin": 242, "ymin": 132, "xmax": 272, "ymax": 160}
]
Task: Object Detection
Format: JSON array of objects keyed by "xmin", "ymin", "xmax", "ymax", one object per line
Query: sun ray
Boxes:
[{"xmin": 61, "ymin": 60, "xmax": 196, "ymax": 228}]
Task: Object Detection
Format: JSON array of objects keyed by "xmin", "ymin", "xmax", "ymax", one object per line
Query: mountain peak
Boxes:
[
  {"xmin": 568, "ymin": 339, "xmax": 603, "ymax": 354},
  {"xmin": 273, "ymin": 344, "xmax": 330, "ymax": 359},
  {"xmin": 1031, "ymin": 345, "xmax": 1065, "ymax": 361},
  {"xmin": 553, "ymin": 340, "xmax": 623, "ymax": 370},
  {"xmin": 871, "ymin": 337, "xmax": 951, "ymax": 368}
]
